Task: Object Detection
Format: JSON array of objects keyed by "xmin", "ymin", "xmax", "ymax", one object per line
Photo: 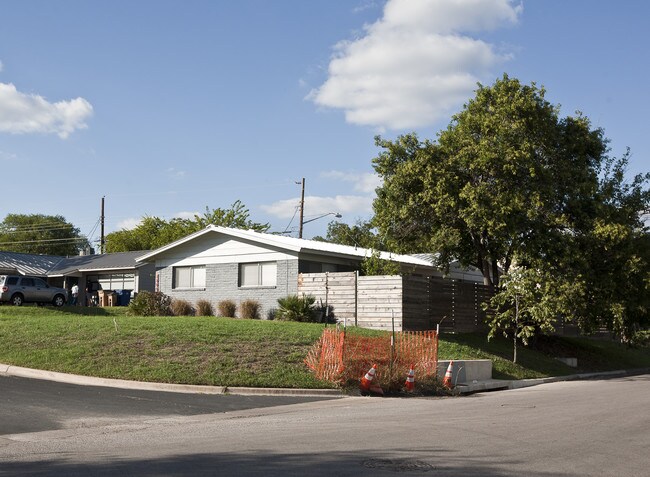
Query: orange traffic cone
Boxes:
[
  {"xmin": 442, "ymin": 360, "xmax": 454, "ymax": 388},
  {"xmin": 404, "ymin": 365, "xmax": 415, "ymax": 392},
  {"xmin": 360, "ymin": 364, "xmax": 377, "ymax": 391}
]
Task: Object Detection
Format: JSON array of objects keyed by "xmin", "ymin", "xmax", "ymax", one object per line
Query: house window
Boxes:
[
  {"xmin": 239, "ymin": 262, "xmax": 277, "ymax": 287},
  {"xmin": 173, "ymin": 266, "xmax": 206, "ymax": 289},
  {"xmin": 87, "ymin": 273, "xmax": 136, "ymax": 291}
]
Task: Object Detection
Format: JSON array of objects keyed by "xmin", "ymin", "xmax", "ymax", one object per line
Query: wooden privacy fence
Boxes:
[{"xmin": 297, "ymin": 272, "xmax": 494, "ymax": 332}]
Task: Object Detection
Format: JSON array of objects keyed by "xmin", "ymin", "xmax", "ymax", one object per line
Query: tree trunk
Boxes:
[
  {"xmin": 513, "ymin": 294, "xmax": 519, "ymax": 364},
  {"xmin": 481, "ymin": 256, "xmax": 493, "ymax": 286},
  {"xmin": 492, "ymin": 260, "xmax": 500, "ymax": 288}
]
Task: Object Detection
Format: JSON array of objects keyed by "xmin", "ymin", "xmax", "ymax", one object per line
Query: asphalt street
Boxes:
[
  {"xmin": 0, "ymin": 375, "xmax": 339, "ymax": 435},
  {"xmin": 1, "ymin": 374, "xmax": 649, "ymax": 476}
]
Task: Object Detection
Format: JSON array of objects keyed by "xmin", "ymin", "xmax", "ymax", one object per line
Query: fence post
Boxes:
[
  {"xmin": 390, "ymin": 310, "xmax": 395, "ymax": 375},
  {"xmin": 325, "ymin": 272, "xmax": 329, "ymax": 316},
  {"xmin": 354, "ymin": 270, "xmax": 359, "ymax": 327}
]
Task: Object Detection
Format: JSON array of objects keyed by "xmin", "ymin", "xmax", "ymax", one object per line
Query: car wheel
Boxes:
[
  {"xmin": 11, "ymin": 294, "xmax": 24, "ymax": 306},
  {"xmin": 52, "ymin": 294, "xmax": 66, "ymax": 307}
]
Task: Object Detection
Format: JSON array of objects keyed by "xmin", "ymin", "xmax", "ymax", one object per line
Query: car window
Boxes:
[
  {"xmin": 33, "ymin": 278, "xmax": 49, "ymax": 287},
  {"xmin": 6, "ymin": 277, "xmax": 19, "ymax": 285},
  {"xmin": 20, "ymin": 278, "xmax": 35, "ymax": 287}
]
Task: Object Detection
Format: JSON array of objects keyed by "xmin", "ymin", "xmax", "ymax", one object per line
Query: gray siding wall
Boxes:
[
  {"xmin": 158, "ymin": 259, "xmax": 299, "ymax": 319},
  {"xmin": 136, "ymin": 263, "xmax": 157, "ymax": 292}
]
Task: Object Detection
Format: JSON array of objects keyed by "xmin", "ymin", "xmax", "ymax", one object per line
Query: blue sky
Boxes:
[{"xmin": 0, "ymin": 0, "xmax": 648, "ymax": 246}]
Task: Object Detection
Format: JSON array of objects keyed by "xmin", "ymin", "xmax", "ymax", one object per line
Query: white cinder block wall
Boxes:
[{"xmin": 157, "ymin": 259, "xmax": 299, "ymax": 319}]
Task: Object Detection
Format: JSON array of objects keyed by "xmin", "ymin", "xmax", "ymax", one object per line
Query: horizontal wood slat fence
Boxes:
[{"xmin": 297, "ymin": 272, "xmax": 494, "ymax": 332}]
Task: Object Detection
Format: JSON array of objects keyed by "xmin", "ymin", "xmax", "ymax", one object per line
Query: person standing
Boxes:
[{"xmin": 71, "ymin": 283, "xmax": 79, "ymax": 306}]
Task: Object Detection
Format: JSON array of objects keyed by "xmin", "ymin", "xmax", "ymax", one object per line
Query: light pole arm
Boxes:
[{"xmin": 301, "ymin": 212, "xmax": 342, "ymax": 226}]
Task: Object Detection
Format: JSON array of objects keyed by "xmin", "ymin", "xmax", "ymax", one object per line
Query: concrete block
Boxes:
[
  {"xmin": 437, "ymin": 359, "xmax": 492, "ymax": 384},
  {"xmin": 556, "ymin": 357, "xmax": 578, "ymax": 367}
]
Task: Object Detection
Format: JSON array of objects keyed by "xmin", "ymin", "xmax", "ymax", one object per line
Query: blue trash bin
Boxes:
[
  {"xmin": 113, "ymin": 290, "xmax": 131, "ymax": 306},
  {"xmin": 120, "ymin": 290, "xmax": 132, "ymax": 306}
]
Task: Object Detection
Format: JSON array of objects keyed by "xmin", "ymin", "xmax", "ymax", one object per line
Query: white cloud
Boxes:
[
  {"xmin": 321, "ymin": 170, "xmax": 382, "ymax": 193},
  {"xmin": 0, "ymin": 82, "xmax": 93, "ymax": 138},
  {"xmin": 0, "ymin": 150, "xmax": 17, "ymax": 161},
  {"xmin": 261, "ymin": 194, "xmax": 373, "ymax": 220},
  {"xmin": 309, "ymin": 0, "xmax": 522, "ymax": 130},
  {"xmin": 166, "ymin": 167, "xmax": 186, "ymax": 179},
  {"xmin": 173, "ymin": 211, "xmax": 198, "ymax": 220},
  {"xmin": 116, "ymin": 218, "xmax": 142, "ymax": 230},
  {"xmin": 263, "ymin": 171, "xmax": 382, "ymax": 226},
  {"xmin": 353, "ymin": 0, "xmax": 380, "ymax": 14},
  {"xmin": 0, "ymin": 61, "xmax": 3, "ymax": 72}
]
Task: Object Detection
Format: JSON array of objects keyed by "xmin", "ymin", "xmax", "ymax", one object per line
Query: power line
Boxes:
[
  {"xmin": 1, "ymin": 222, "xmax": 77, "ymax": 231},
  {"xmin": 0, "ymin": 237, "xmax": 88, "ymax": 245}
]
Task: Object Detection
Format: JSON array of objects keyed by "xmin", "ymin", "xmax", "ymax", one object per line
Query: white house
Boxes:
[{"xmin": 136, "ymin": 226, "xmax": 483, "ymax": 319}]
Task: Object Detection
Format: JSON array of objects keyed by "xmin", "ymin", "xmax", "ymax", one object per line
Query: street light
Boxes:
[{"xmin": 299, "ymin": 212, "xmax": 342, "ymax": 238}]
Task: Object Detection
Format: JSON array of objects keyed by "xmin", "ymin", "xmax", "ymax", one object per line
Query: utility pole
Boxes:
[
  {"xmin": 100, "ymin": 196, "xmax": 105, "ymax": 254},
  {"xmin": 298, "ymin": 177, "xmax": 305, "ymax": 239}
]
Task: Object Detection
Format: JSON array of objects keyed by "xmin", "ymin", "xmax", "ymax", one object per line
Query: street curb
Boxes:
[
  {"xmin": 0, "ymin": 363, "xmax": 343, "ymax": 397},
  {"xmin": 455, "ymin": 367, "xmax": 650, "ymax": 394},
  {"xmin": 3, "ymin": 361, "xmax": 648, "ymax": 398}
]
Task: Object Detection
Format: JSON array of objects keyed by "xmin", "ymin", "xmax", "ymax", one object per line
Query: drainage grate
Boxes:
[{"xmin": 362, "ymin": 458, "xmax": 434, "ymax": 473}]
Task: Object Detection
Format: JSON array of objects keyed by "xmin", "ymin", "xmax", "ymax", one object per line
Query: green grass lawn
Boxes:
[{"xmin": 1, "ymin": 306, "xmax": 648, "ymax": 388}]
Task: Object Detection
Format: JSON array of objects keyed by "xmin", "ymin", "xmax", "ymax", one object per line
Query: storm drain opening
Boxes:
[{"xmin": 362, "ymin": 458, "xmax": 434, "ymax": 472}]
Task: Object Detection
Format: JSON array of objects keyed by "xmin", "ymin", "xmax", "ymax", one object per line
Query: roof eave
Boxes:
[
  {"xmin": 136, "ymin": 226, "xmax": 303, "ymax": 262},
  {"xmin": 136, "ymin": 227, "xmax": 216, "ymax": 262}
]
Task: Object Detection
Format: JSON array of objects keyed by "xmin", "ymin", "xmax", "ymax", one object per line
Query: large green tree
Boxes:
[
  {"xmin": 372, "ymin": 74, "xmax": 649, "ymax": 338},
  {"xmin": 313, "ymin": 219, "xmax": 380, "ymax": 249},
  {"xmin": 0, "ymin": 213, "xmax": 88, "ymax": 256},
  {"xmin": 313, "ymin": 220, "xmax": 401, "ymax": 276},
  {"xmin": 374, "ymin": 75, "xmax": 605, "ymax": 286},
  {"xmin": 106, "ymin": 201, "xmax": 269, "ymax": 252}
]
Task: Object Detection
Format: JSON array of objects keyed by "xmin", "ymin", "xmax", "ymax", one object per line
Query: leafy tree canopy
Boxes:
[
  {"xmin": 313, "ymin": 219, "xmax": 381, "ymax": 249},
  {"xmin": 106, "ymin": 201, "xmax": 269, "ymax": 253},
  {"xmin": 372, "ymin": 74, "xmax": 649, "ymax": 338},
  {"xmin": 0, "ymin": 213, "xmax": 88, "ymax": 256},
  {"xmin": 313, "ymin": 220, "xmax": 401, "ymax": 276}
]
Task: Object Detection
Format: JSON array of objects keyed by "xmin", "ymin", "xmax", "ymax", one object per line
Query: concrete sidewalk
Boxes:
[{"xmin": 2, "ymin": 361, "xmax": 648, "ymax": 397}]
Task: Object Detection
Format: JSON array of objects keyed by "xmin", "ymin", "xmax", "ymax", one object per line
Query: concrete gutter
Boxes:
[
  {"xmin": 0, "ymin": 363, "xmax": 342, "ymax": 397},
  {"xmin": 2, "ymin": 362, "xmax": 648, "ymax": 397},
  {"xmin": 455, "ymin": 367, "xmax": 650, "ymax": 394}
]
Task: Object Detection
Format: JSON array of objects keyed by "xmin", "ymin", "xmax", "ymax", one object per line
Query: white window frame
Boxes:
[
  {"xmin": 239, "ymin": 261, "xmax": 277, "ymax": 288},
  {"xmin": 173, "ymin": 265, "xmax": 206, "ymax": 289},
  {"xmin": 89, "ymin": 273, "xmax": 136, "ymax": 291}
]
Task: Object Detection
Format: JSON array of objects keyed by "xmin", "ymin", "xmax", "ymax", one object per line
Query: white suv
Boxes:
[{"xmin": 0, "ymin": 275, "xmax": 68, "ymax": 307}]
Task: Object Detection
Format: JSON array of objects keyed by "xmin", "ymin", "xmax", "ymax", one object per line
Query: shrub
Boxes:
[
  {"xmin": 171, "ymin": 299, "xmax": 195, "ymax": 316},
  {"xmin": 239, "ymin": 299, "xmax": 261, "ymax": 319},
  {"xmin": 360, "ymin": 249, "xmax": 401, "ymax": 276},
  {"xmin": 276, "ymin": 294, "xmax": 318, "ymax": 322},
  {"xmin": 630, "ymin": 330, "xmax": 650, "ymax": 348},
  {"xmin": 196, "ymin": 299, "xmax": 214, "ymax": 317},
  {"xmin": 217, "ymin": 299, "xmax": 237, "ymax": 318},
  {"xmin": 127, "ymin": 291, "xmax": 172, "ymax": 317}
]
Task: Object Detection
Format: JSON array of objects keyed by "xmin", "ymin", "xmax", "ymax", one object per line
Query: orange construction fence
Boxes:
[{"xmin": 305, "ymin": 328, "xmax": 439, "ymax": 386}]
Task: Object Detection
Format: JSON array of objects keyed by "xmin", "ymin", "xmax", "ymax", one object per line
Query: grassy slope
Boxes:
[{"xmin": 1, "ymin": 306, "xmax": 648, "ymax": 387}]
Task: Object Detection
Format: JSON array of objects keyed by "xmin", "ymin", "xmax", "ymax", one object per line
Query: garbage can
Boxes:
[{"xmin": 116, "ymin": 289, "xmax": 132, "ymax": 306}]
